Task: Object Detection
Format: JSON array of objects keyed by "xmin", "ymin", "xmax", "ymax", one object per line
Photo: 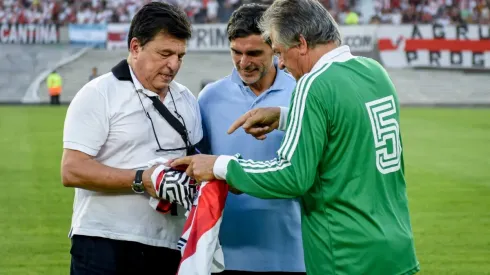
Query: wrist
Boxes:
[{"xmin": 143, "ymin": 168, "xmax": 155, "ymax": 189}]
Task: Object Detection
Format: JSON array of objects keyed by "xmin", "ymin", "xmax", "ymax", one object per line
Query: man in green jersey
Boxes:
[{"xmin": 170, "ymin": 0, "xmax": 420, "ymax": 274}]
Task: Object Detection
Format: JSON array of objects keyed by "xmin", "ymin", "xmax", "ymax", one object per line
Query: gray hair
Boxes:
[{"xmin": 258, "ymin": 0, "xmax": 342, "ymax": 49}]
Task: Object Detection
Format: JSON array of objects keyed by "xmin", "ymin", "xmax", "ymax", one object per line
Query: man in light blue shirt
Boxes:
[{"xmin": 197, "ymin": 4, "xmax": 305, "ymax": 275}]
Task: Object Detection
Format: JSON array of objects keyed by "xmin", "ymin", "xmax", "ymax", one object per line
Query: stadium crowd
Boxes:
[
  {"xmin": 0, "ymin": 0, "xmax": 489, "ymax": 25},
  {"xmin": 370, "ymin": 0, "xmax": 490, "ymax": 24}
]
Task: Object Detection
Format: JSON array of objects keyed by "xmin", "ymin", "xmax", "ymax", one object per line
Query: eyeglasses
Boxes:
[{"xmin": 135, "ymin": 88, "xmax": 199, "ymax": 154}]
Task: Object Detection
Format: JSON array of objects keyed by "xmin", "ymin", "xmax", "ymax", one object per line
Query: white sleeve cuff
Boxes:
[
  {"xmin": 213, "ymin": 155, "xmax": 236, "ymax": 180},
  {"xmin": 278, "ymin": 107, "xmax": 289, "ymax": 131},
  {"xmin": 63, "ymin": 141, "xmax": 99, "ymax": 157}
]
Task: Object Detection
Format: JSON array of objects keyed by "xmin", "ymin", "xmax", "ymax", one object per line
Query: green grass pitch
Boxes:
[{"xmin": 0, "ymin": 106, "xmax": 489, "ymax": 275}]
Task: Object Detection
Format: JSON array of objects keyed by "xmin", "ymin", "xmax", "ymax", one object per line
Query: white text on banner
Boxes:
[
  {"xmin": 0, "ymin": 24, "xmax": 59, "ymax": 44},
  {"xmin": 187, "ymin": 24, "xmax": 229, "ymax": 52}
]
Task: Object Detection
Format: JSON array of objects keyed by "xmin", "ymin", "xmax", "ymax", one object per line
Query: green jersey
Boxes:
[{"xmin": 216, "ymin": 47, "xmax": 420, "ymax": 275}]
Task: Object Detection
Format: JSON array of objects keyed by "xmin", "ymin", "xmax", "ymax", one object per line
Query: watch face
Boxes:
[{"xmin": 132, "ymin": 183, "xmax": 145, "ymax": 193}]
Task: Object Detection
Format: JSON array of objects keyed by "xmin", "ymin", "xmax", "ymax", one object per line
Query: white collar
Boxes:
[
  {"xmin": 128, "ymin": 64, "xmax": 186, "ymax": 101},
  {"xmin": 311, "ymin": 45, "xmax": 354, "ymax": 73}
]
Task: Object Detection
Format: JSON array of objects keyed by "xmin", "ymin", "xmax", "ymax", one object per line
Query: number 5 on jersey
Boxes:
[{"xmin": 365, "ymin": 95, "xmax": 402, "ymax": 174}]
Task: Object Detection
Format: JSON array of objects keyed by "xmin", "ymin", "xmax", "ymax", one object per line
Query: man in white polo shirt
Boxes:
[{"xmin": 61, "ymin": 2, "xmax": 202, "ymax": 274}]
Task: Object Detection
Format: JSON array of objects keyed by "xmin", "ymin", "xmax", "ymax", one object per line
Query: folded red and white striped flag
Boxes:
[
  {"xmin": 148, "ymin": 158, "xmax": 227, "ymax": 274},
  {"xmin": 177, "ymin": 179, "xmax": 228, "ymax": 274}
]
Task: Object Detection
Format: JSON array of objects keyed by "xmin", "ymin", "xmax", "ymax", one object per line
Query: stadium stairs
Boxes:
[
  {"xmin": 45, "ymin": 48, "xmax": 234, "ymax": 102},
  {"xmin": 0, "ymin": 45, "xmax": 80, "ymax": 104},
  {"xmin": 0, "ymin": 46, "xmax": 488, "ymax": 106}
]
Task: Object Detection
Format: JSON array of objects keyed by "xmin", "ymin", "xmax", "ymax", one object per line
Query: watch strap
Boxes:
[
  {"xmin": 135, "ymin": 170, "xmax": 144, "ymax": 184},
  {"xmin": 132, "ymin": 170, "xmax": 145, "ymax": 194}
]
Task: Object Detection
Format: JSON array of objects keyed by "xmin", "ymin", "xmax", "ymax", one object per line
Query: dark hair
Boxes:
[
  {"xmin": 127, "ymin": 2, "xmax": 192, "ymax": 49},
  {"xmin": 227, "ymin": 3, "xmax": 270, "ymax": 45}
]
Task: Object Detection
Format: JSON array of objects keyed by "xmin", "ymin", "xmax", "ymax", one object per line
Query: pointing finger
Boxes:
[{"xmin": 227, "ymin": 111, "xmax": 252, "ymax": 134}]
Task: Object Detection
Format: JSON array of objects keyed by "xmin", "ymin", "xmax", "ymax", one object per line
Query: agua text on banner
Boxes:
[{"xmin": 378, "ymin": 24, "xmax": 490, "ymax": 69}]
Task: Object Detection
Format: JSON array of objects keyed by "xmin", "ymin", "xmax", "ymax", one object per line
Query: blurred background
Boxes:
[{"xmin": 0, "ymin": 0, "xmax": 489, "ymax": 274}]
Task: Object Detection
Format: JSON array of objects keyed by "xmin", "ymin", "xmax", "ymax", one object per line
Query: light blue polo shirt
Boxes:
[{"xmin": 197, "ymin": 65, "xmax": 305, "ymax": 272}]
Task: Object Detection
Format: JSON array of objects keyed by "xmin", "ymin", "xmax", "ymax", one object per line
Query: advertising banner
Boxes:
[
  {"xmin": 0, "ymin": 24, "xmax": 59, "ymax": 44},
  {"xmin": 186, "ymin": 24, "xmax": 379, "ymax": 53},
  {"xmin": 378, "ymin": 24, "xmax": 490, "ymax": 69},
  {"xmin": 187, "ymin": 24, "xmax": 229, "ymax": 52},
  {"xmin": 340, "ymin": 25, "xmax": 377, "ymax": 52},
  {"xmin": 103, "ymin": 23, "xmax": 490, "ymax": 71}
]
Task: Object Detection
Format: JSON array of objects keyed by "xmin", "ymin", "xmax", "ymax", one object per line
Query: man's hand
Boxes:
[
  {"xmin": 142, "ymin": 165, "xmax": 158, "ymax": 198},
  {"xmin": 228, "ymin": 107, "xmax": 281, "ymax": 140},
  {"xmin": 170, "ymin": 155, "xmax": 218, "ymax": 183}
]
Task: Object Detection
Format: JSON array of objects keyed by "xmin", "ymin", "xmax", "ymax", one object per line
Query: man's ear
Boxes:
[
  {"xmin": 298, "ymin": 35, "xmax": 308, "ymax": 56},
  {"xmin": 129, "ymin": 37, "xmax": 141, "ymax": 56}
]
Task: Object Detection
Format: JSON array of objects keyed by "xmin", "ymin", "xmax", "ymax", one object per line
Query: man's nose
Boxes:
[
  {"xmin": 166, "ymin": 55, "xmax": 180, "ymax": 71},
  {"xmin": 240, "ymin": 55, "xmax": 251, "ymax": 67}
]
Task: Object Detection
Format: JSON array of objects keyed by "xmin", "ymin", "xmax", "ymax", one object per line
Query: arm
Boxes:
[
  {"xmin": 60, "ymin": 84, "xmax": 153, "ymax": 192},
  {"xmin": 214, "ymin": 80, "xmax": 328, "ymax": 199},
  {"xmin": 61, "ymin": 149, "xmax": 138, "ymax": 192}
]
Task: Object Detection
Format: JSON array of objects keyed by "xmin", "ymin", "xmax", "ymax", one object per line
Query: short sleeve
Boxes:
[
  {"xmin": 63, "ymin": 83, "xmax": 109, "ymax": 156},
  {"xmin": 183, "ymin": 89, "xmax": 203, "ymax": 146},
  {"xmin": 196, "ymin": 85, "xmax": 212, "ymax": 154},
  {"xmin": 192, "ymin": 100, "xmax": 203, "ymax": 145}
]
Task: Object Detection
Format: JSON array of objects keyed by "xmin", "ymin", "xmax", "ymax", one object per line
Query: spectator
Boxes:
[
  {"xmin": 47, "ymin": 70, "xmax": 62, "ymax": 105},
  {"xmin": 344, "ymin": 6, "xmax": 360, "ymax": 24},
  {"xmin": 2, "ymin": 0, "xmax": 488, "ymax": 25},
  {"xmin": 89, "ymin": 67, "xmax": 98, "ymax": 81},
  {"xmin": 206, "ymin": 0, "xmax": 219, "ymax": 22}
]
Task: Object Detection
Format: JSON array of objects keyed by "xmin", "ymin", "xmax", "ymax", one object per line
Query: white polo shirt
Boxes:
[{"xmin": 63, "ymin": 60, "xmax": 202, "ymax": 248}]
